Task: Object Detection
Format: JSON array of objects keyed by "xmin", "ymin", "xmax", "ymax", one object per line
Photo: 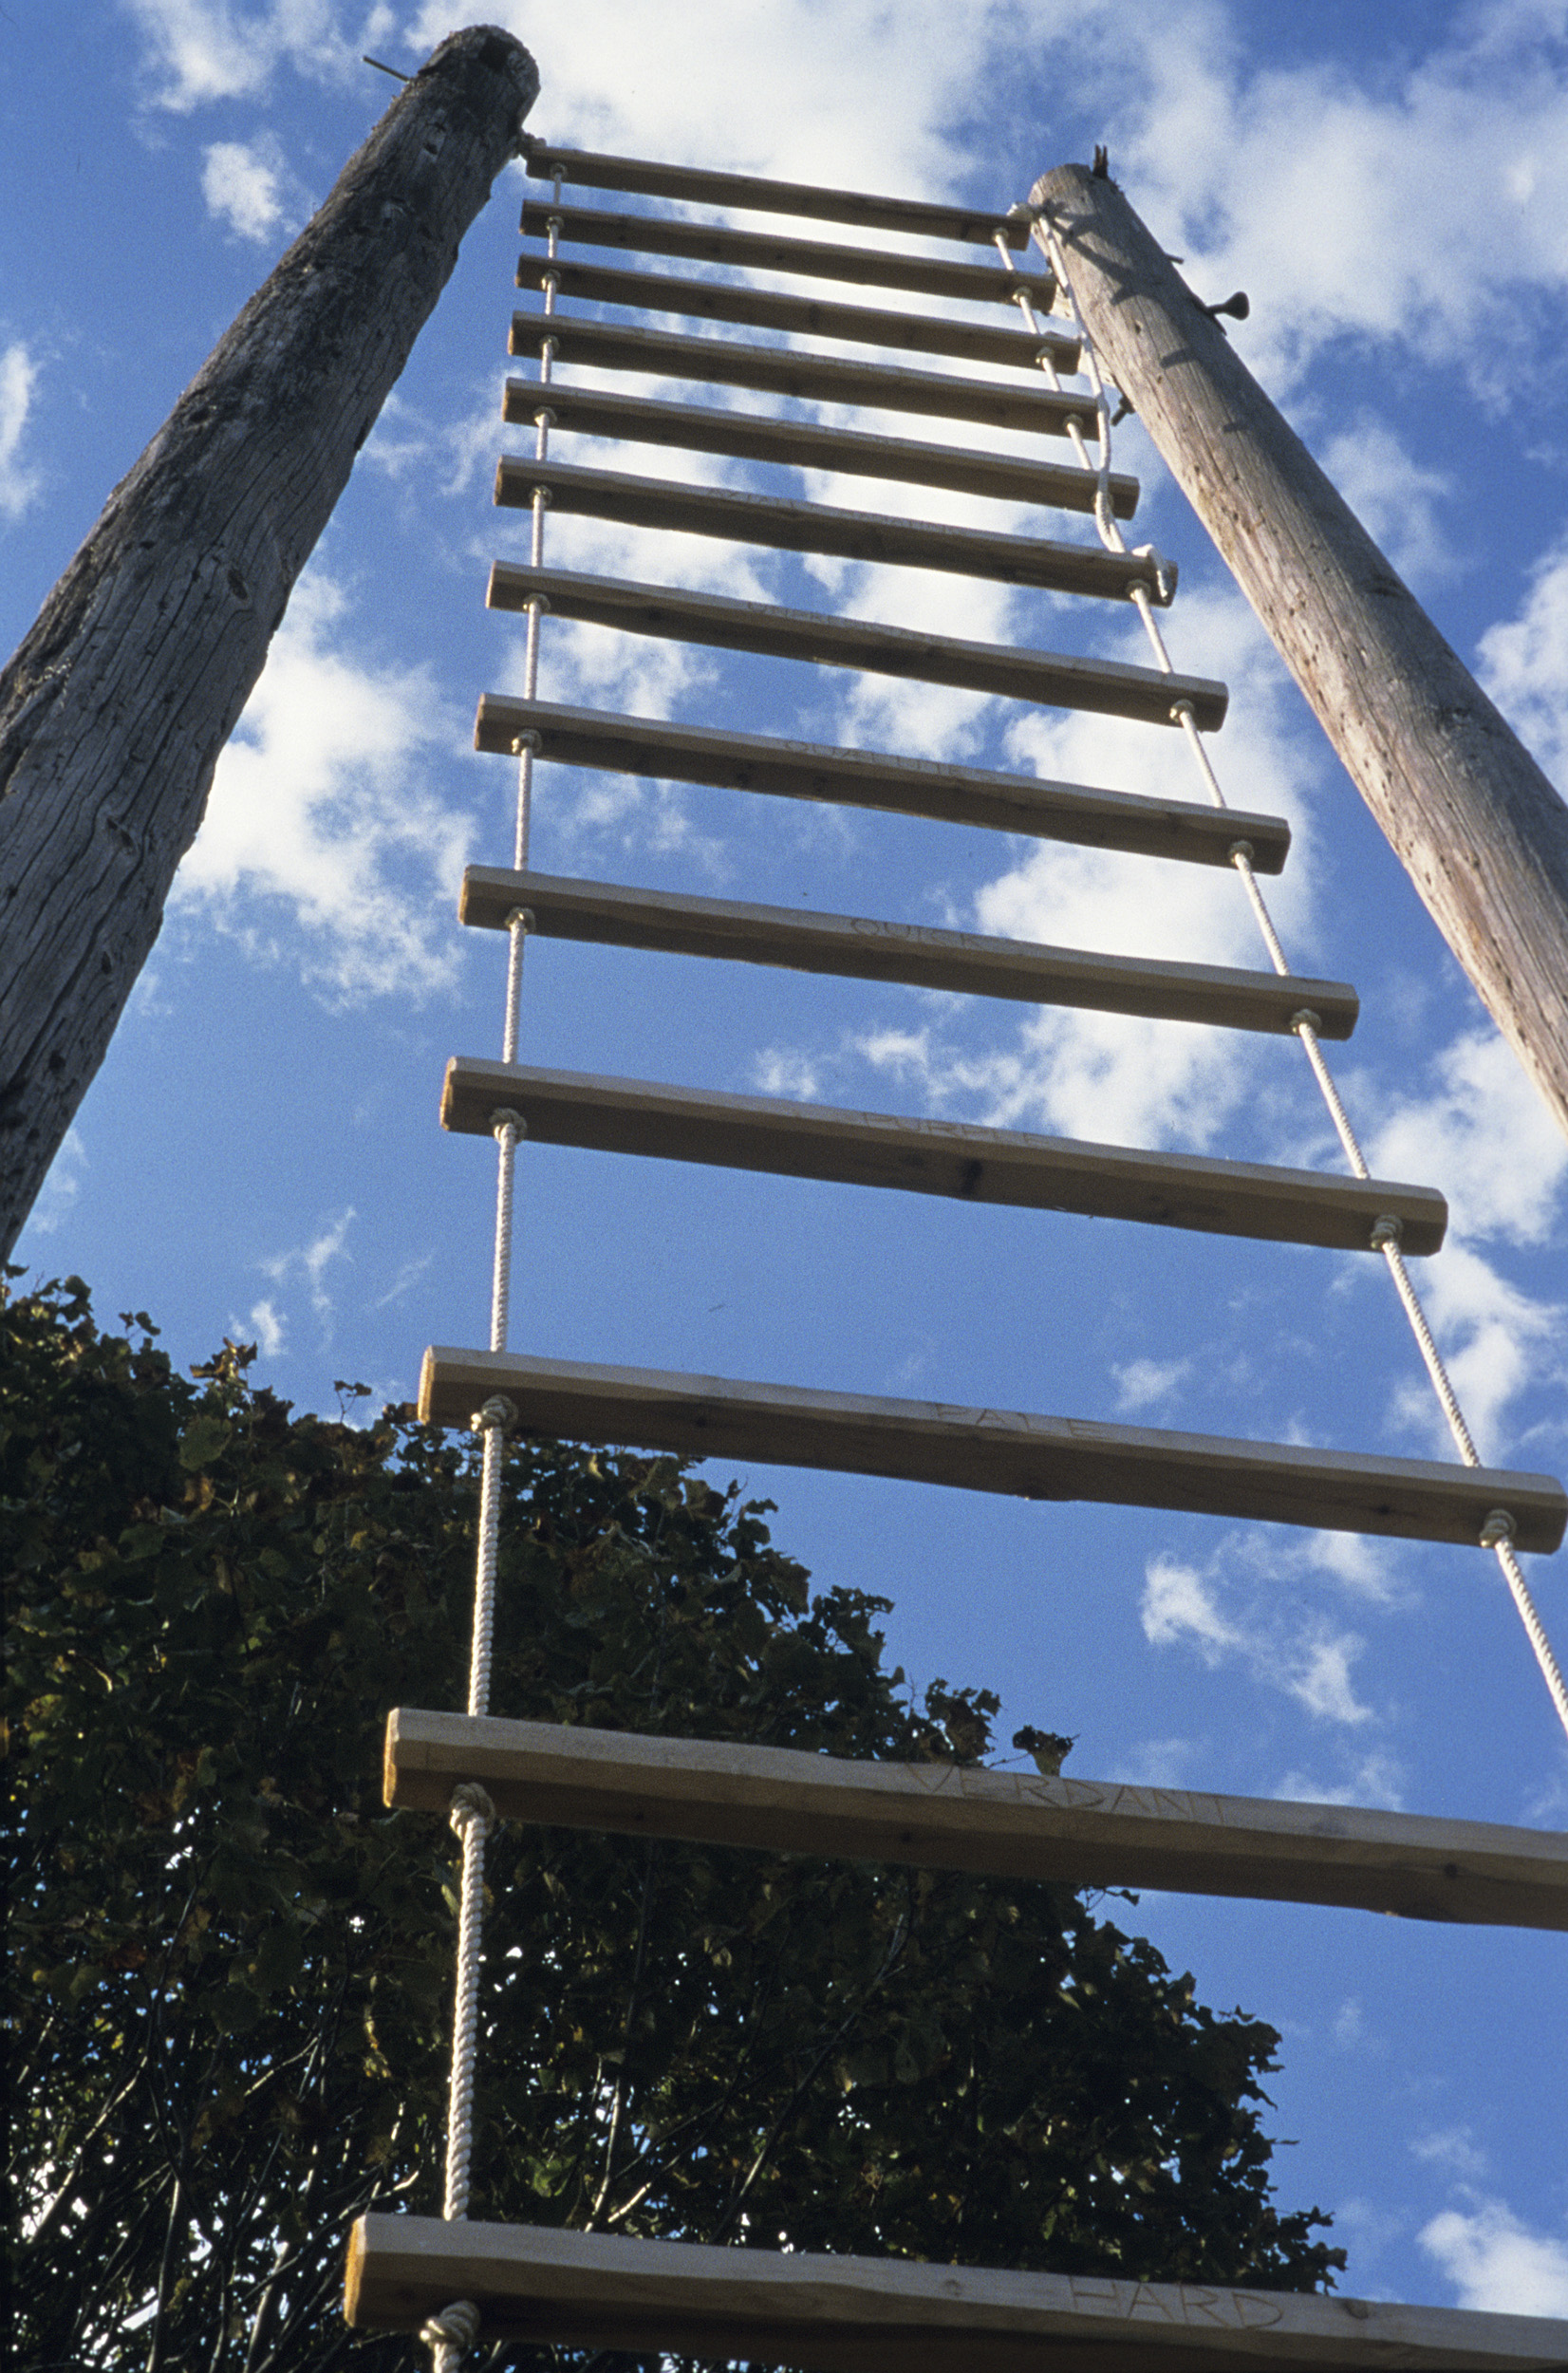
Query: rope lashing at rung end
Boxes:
[
  {"xmin": 1480, "ymin": 1510, "xmax": 1517, "ymax": 1550},
  {"xmin": 1290, "ymin": 1008, "xmax": 1324, "ymax": 1036},
  {"xmin": 1369, "ymin": 1214, "xmax": 1404, "ymax": 1251},
  {"xmin": 532, "ymin": 405, "xmax": 556, "ymax": 429},
  {"xmin": 505, "ymin": 906, "xmax": 536, "ymax": 934},
  {"xmin": 470, "ymin": 1393, "xmax": 517, "ymax": 1434},
  {"xmin": 490, "ymin": 1106, "xmax": 527, "ymax": 1144},
  {"xmin": 420, "ymin": 2299, "xmax": 481, "ymax": 2352},
  {"xmin": 449, "ymin": 1781, "xmax": 498, "ymax": 1835},
  {"xmin": 508, "ymin": 728, "xmax": 542, "ymax": 757},
  {"xmin": 1133, "ymin": 544, "xmax": 1177, "ymax": 604}
]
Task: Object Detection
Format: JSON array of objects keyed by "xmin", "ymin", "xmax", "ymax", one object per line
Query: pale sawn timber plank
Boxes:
[
  {"xmin": 495, "ymin": 458, "xmax": 1167, "ymax": 602},
  {"xmin": 520, "ymin": 200, "xmax": 1054, "ymax": 306},
  {"xmin": 383, "ymin": 1711, "xmax": 1568, "ymax": 1931},
  {"xmin": 522, "ymin": 145, "xmax": 1035, "ymax": 249},
  {"xmin": 502, "ymin": 382, "xmax": 1139, "ymax": 517},
  {"xmin": 416, "ymin": 1351, "xmax": 1568, "ymax": 1553},
  {"xmin": 457, "ymin": 866, "xmax": 1349, "ymax": 1031},
  {"xmin": 487, "ymin": 564, "xmax": 1226, "ymax": 729},
  {"xmin": 512, "ymin": 315, "xmax": 1095, "ymax": 439},
  {"xmin": 441, "ymin": 1059, "xmax": 1441, "ymax": 1255},
  {"xmin": 345, "ymin": 2215, "xmax": 1568, "ymax": 2365},
  {"xmin": 514, "ymin": 260, "xmax": 1079, "ymax": 370},
  {"xmin": 472, "ymin": 698, "xmax": 1288, "ymax": 868}
]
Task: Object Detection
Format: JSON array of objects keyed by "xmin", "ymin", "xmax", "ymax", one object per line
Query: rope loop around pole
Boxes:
[
  {"xmin": 421, "ymin": 2299, "xmax": 481, "ymax": 2354},
  {"xmin": 449, "ymin": 1781, "xmax": 498, "ymax": 1834},
  {"xmin": 471, "ymin": 1393, "xmax": 516, "ymax": 1434}
]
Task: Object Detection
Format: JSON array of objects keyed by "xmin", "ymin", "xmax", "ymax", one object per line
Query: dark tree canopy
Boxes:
[{"xmin": 4, "ymin": 1276, "xmax": 1342, "ymax": 2371}]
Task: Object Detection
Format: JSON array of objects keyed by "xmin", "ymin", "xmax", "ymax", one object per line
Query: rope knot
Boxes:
[
  {"xmin": 511, "ymin": 728, "xmax": 542, "ymax": 756},
  {"xmin": 505, "ymin": 906, "xmax": 536, "ymax": 934},
  {"xmin": 420, "ymin": 2297, "xmax": 481, "ymax": 2356},
  {"xmin": 1370, "ymin": 1214, "xmax": 1404, "ymax": 1251},
  {"xmin": 490, "ymin": 1107, "xmax": 527, "ymax": 1146},
  {"xmin": 1480, "ymin": 1509, "xmax": 1516, "ymax": 1549},
  {"xmin": 1290, "ymin": 1008, "xmax": 1324, "ymax": 1037},
  {"xmin": 449, "ymin": 1782, "xmax": 497, "ymax": 1836},
  {"xmin": 470, "ymin": 1394, "xmax": 516, "ymax": 1435}
]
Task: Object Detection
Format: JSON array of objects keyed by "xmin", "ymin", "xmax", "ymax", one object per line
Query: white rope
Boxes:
[
  {"xmin": 429, "ymin": 190, "xmax": 567, "ymax": 2373},
  {"xmin": 1023, "ymin": 211, "xmax": 1568, "ymax": 1741}
]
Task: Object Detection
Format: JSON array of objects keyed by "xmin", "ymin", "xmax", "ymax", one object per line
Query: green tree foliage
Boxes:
[{"xmin": 5, "ymin": 1276, "xmax": 1343, "ymax": 2370}]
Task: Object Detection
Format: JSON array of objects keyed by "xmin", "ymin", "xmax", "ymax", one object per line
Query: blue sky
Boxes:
[{"xmin": 4, "ymin": 0, "xmax": 1567, "ymax": 2323}]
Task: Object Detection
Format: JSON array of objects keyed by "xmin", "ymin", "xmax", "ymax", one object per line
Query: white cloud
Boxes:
[
  {"xmin": 126, "ymin": 0, "xmax": 364, "ymax": 110},
  {"xmin": 0, "ymin": 340, "xmax": 44, "ymax": 523},
  {"xmin": 1273, "ymin": 1749, "xmax": 1406, "ymax": 1809},
  {"xmin": 1332, "ymin": 1996, "xmax": 1365, "ymax": 2048},
  {"xmin": 21, "ymin": 1126, "xmax": 87, "ymax": 1240},
  {"xmin": 260, "ymin": 1206, "xmax": 355, "ymax": 1342},
  {"xmin": 1140, "ymin": 1542, "xmax": 1378, "ymax": 1727},
  {"xmin": 1420, "ymin": 2199, "xmax": 1568, "ymax": 2315},
  {"xmin": 1388, "ymin": 1242, "xmax": 1566, "ymax": 1466},
  {"xmin": 1478, "ymin": 531, "xmax": 1568, "ymax": 789},
  {"xmin": 236, "ymin": 1297, "xmax": 288, "ymax": 1358},
  {"xmin": 172, "ymin": 570, "xmax": 473, "ymax": 1001},
  {"xmin": 1368, "ymin": 1028, "xmax": 1568, "ymax": 1248},
  {"xmin": 1316, "ymin": 418, "xmax": 1456, "ymax": 589},
  {"xmin": 1112, "ymin": 1355, "xmax": 1192, "ymax": 1414},
  {"xmin": 1412, "ymin": 2125, "xmax": 1491, "ymax": 2180},
  {"xmin": 201, "ymin": 134, "xmax": 298, "ymax": 241}
]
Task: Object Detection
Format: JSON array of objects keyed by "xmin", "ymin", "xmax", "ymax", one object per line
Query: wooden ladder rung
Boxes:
[
  {"xmin": 513, "ymin": 315, "xmax": 1095, "ymax": 440},
  {"xmin": 384, "ymin": 1711, "xmax": 1568, "ymax": 1931},
  {"xmin": 523, "ymin": 144, "xmax": 1036, "ymax": 250},
  {"xmin": 488, "ymin": 565, "xmax": 1225, "ymax": 729},
  {"xmin": 521, "ymin": 200, "xmax": 1055, "ymax": 308},
  {"xmin": 516, "ymin": 259, "xmax": 1080, "ymax": 372},
  {"xmin": 458, "ymin": 868, "xmax": 1347, "ymax": 1030},
  {"xmin": 472, "ymin": 698, "xmax": 1289, "ymax": 868},
  {"xmin": 495, "ymin": 459, "xmax": 1167, "ymax": 604},
  {"xmin": 417, "ymin": 1351, "xmax": 1568, "ymax": 1552},
  {"xmin": 503, "ymin": 382, "xmax": 1137, "ymax": 517},
  {"xmin": 442, "ymin": 1058, "xmax": 1435, "ymax": 1254},
  {"xmin": 345, "ymin": 2215, "xmax": 1568, "ymax": 2364}
]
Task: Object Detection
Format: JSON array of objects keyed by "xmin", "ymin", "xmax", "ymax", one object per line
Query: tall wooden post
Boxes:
[
  {"xmin": 1032, "ymin": 162, "xmax": 1568, "ymax": 1147},
  {"xmin": 0, "ymin": 26, "xmax": 539, "ymax": 1262}
]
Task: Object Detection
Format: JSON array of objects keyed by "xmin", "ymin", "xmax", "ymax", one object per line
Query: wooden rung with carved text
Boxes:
[
  {"xmin": 345, "ymin": 2215, "xmax": 1568, "ymax": 2365},
  {"xmin": 442, "ymin": 1060, "xmax": 1438, "ymax": 1255},
  {"xmin": 513, "ymin": 316, "xmax": 1097, "ymax": 440},
  {"xmin": 515, "ymin": 259, "xmax": 1079, "ymax": 371},
  {"xmin": 417, "ymin": 1351, "xmax": 1568, "ymax": 1553},
  {"xmin": 523, "ymin": 145, "xmax": 1036, "ymax": 250},
  {"xmin": 487, "ymin": 565, "xmax": 1225, "ymax": 728},
  {"xmin": 458, "ymin": 868, "xmax": 1346, "ymax": 1030},
  {"xmin": 472, "ymin": 699, "xmax": 1288, "ymax": 868},
  {"xmin": 383, "ymin": 1711, "xmax": 1568, "ymax": 1931},
  {"xmin": 502, "ymin": 383, "xmax": 1138, "ymax": 517},
  {"xmin": 495, "ymin": 460, "xmax": 1167, "ymax": 603},
  {"xmin": 521, "ymin": 201, "xmax": 1055, "ymax": 307}
]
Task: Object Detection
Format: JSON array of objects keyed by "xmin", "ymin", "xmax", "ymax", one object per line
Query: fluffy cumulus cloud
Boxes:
[
  {"xmin": 1420, "ymin": 2199, "xmax": 1568, "ymax": 2315},
  {"xmin": 1129, "ymin": 1538, "xmax": 1375, "ymax": 1728},
  {"xmin": 1478, "ymin": 530, "xmax": 1568, "ymax": 790},
  {"xmin": 0, "ymin": 340, "xmax": 45, "ymax": 522},
  {"xmin": 200, "ymin": 132, "xmax": 301, "ymax": 240},
  {"xmin": 172, "ymin": 570, "xmax": 473, "ymax": 1000},
  {"xmin": 125, "ymin": 0, "xmax": 375, "ymax": 108}
]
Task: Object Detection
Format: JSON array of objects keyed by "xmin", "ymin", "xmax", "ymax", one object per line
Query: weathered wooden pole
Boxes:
[
  {"xmin": 1031, "ymin": 162, "xmax": 1568, "ymax": 1146},
  {"xmin": 0, "ymin": 26, "xmax": 539, "ymax": 1261}
]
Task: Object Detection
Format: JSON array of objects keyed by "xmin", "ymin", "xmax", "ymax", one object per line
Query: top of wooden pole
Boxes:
[{"xmin": 1029, "ymin": 162, "xmax": 1568, "ymax": 1146}]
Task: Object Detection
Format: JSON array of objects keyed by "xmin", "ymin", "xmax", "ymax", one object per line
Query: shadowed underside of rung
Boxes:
[
  {"xmin": 513, "ymin": 314, "xmax": 1095, "ymax": 439},
  {"xmin": 502, "ymin": 383, "xmax": 1139, "ymax": 517},
  {"xmin": 487, "ymin": 565, "xmax": 1226, "ymax": 729},
  {"xmin": 516, "ymin": 259, "xmax": 1080, "ymax": 371},
  {"xmin": 472, "ymin": 699, "xmax": 1289, "ymax": 867},
  {"xmin": 345, "ymin": 2215, "xmax": 1568, "ymax": 2365},
  {"xmin": 383, "ymin": 1712, "xmax": 1568, "ymax": 1930},
  {"xmin": 495, "ymin": 459, "xmax": 1167, "ymax": 603},
  {"xmin": 457, "ymin": 867, "xmax": 1349, "ymax": 1032},
  {"xmin": 417, "ymin": 1352, "xmax": 1568, "ymax": 1552},
  {"xmin": 521, "ymin": 201, "xmax": 1055, "ymax": 307},
  {"xmin": 442, "ymin": 1058, "xmax": 1439, "ymax": 1253},
  {"xmin": 523, "ymin": 144, "xmax": 1036, "ymax": 249}
]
